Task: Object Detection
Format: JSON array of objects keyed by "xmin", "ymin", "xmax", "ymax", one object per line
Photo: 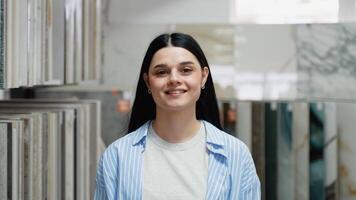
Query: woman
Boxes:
[{"xmin": 94, "ymin": 33, "xmax": 261, "ymax": 200}]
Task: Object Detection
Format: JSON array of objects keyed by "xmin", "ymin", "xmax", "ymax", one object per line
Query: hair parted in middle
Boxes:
[{"xmin": 128, "ymin": 32, "xmax": 222, "ymax": 132}]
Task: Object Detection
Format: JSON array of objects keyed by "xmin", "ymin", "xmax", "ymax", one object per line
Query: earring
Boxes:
[
  {"xmin": 148, "ymin": 88, "xmax": 151, "ymax": 94},
  {"xmin": 201, "ymin": 85, "xmax": 205, "ymax": 90}
]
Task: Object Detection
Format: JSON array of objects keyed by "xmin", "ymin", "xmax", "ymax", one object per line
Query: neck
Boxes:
[{"xmin": 153, "ymin": 107, "xmax": 201, "ymax": 143}]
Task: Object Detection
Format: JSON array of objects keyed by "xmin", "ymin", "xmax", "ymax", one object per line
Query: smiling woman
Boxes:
[
  {"xmin": 143, "ymin": 47, "xmax": 209, "ymax": 122},
  {"xmin": 94, "ymin": 33, "xmax": 261, "ymax": 200}
]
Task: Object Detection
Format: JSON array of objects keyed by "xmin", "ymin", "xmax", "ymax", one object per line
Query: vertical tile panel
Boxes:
[
  {"xmin": 252, "ymin": 102, "xmax": 265, "ymax": 199},
  {"xmin": 293, "ymin": 102, "xmax": 309, "ymax": 200}
]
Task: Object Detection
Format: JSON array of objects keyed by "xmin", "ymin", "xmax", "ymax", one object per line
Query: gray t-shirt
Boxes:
[{"xmin": 142, "ymin": 121, "xmax": 208, "ymax": 200}]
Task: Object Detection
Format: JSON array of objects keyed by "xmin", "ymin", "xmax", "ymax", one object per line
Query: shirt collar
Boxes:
[
  {"xmin": 204, "ymin": 121, "xmax": 227, "ymax": 158},
  {"xmin": 132, "ymin": 121, "xmax": 150, "ymax": 146},
  {"xmin": 131, "ymin": 120, "xmax": 227, "ymax": 158}
]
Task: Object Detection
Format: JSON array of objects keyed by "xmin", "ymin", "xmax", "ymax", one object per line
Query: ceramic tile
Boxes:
[
  {"xmin": 296, "ymin": 24, "xmax": 356, "ymax": 99},
  {"xmin": 292, "ymin": 102, "xmax": 309, "ymax": 200}
]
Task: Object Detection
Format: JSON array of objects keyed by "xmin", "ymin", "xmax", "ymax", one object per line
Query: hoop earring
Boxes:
[{"xmin": 148, "ymin": 88, "xmax": 151, "ymax": 94}]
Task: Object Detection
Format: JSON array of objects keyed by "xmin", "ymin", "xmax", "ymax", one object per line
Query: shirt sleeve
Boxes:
[
  {"xmin": 239, "ymin": 145, "xmax": 261, "ymax": 200},
  {"xmin": 94, "ymin": 145, "xmax": 119, "ymax": 200},
  {"xmin": 240, "ymin": 175, "xmax": 261, "ymax": 200},
  {"xmin": 94, "ymin": 155, "xmax": 109, "ymax": 200},
  {"xmin": 94, "ymin": 186, "xmax": 108, "ymax": 200}
]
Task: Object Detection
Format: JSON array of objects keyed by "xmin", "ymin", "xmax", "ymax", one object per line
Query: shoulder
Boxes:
[
  {"xmin": 101, "ymin": 121, "xmax": 150, "ymax": 162},
  {"xmin": 95, "ymin": 122, "xmax": 150, "ymax": 192},
  {"xmin": 203, "ymin": 121, "xmax": 260, "ymax": 192},
  {"xmin": 203, "ymin": 120, "xmax": 251, "ymax": 159},
  {"xmin": 203, "ymin": 120, "xmax": 254, "ymax": 176}
]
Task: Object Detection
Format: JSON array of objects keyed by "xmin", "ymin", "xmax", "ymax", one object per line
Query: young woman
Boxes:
[{"xmin": 94, "ymin": 33, "xmax": 261, "ymax": 200}]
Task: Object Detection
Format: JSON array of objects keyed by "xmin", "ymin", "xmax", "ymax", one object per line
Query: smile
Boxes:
[{"xmin": 165, "ymin": 89, "xmax": 187, "ymax": 95}]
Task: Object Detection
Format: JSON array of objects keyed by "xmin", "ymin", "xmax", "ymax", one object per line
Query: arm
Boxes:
[
  {"xmin": 94, "ymin": 155, "xmax": 109, "ymax": 200},
  {"xmin": 240, "ymin": 175, "xmax": 261, "ymax": 200},
  {"xmin": 239, "ymin": 145, "xmax": 261, "ymax": 200},
  {"xmin": 94, "ymin": 145, "xmax": 119, "ymax": 200}
]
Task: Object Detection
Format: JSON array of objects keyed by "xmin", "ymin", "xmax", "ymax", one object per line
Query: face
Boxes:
[{"xmin": 144, "ymin": 47, "xmax": 209, "ymax": 112}]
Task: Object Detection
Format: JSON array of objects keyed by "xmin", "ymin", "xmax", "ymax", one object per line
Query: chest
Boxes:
[
  {"xmin": 142, "ymin": 140, "xmax": 209, "ymax": 200},
  {"xmin": 116, "ymin": 149, "xmax": 231, "ymax": 200}
]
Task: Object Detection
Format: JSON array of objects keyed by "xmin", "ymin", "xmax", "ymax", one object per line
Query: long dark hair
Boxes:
[{"xmin": 128, "ymin": 32, "xmax": 222, "ymax": 132}]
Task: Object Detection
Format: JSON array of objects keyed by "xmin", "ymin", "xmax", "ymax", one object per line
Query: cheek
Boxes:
[
  {"xmin": 189, "ymin": 77, "xmax": 203, "ymax": 89},
  {"xmin": 191, "ymin": 77, "xmax": 204, "ymax": 97},
  {"xmin": 189, "ymin": 80, "xmax": 202, "ymax": 96},
  {"xmin": 148, "ymin": 78, "xmax": 164, "ymax": 90}
]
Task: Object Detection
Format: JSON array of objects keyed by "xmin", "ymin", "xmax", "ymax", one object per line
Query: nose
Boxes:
[{"xmin": 168, "ymin": 70, "xmax": 181, "ymax": 86}]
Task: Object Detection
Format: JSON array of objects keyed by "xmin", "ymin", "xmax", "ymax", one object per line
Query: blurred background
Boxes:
[{"xmin": 1, "ymin": 0, "xmax": 356, "ymax": 199}]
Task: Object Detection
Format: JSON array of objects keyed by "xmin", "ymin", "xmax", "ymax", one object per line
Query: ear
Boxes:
[
  {"xmin": 201, "ymin": 67, "xmax": 209, "ymax": 87},
  {"xmin": 143, "ymin": 73, "xmax": 150, "ymax": 89}
]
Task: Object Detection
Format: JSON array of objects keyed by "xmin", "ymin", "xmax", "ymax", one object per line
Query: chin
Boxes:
[
  {"xmin": 158, "ymin": 103, "xmax": 194, "ymax": 112},
  {"xmin": 164, "ymin": 104, "xmax": 188, "ymax": 111}
]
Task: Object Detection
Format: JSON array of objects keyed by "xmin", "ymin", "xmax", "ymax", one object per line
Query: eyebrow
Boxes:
[
  {"xmin": 152, "ymin": 61, "xmax": 195, "ymax": 69},
  {"xmin": 180, "ymin": 61, "xmax": 194, "ymax": 66}
]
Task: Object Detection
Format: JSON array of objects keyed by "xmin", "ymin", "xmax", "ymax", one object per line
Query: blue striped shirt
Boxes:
[{"xmin": 94, "ymin": 120, "xmax": 261, "ymax": 200}]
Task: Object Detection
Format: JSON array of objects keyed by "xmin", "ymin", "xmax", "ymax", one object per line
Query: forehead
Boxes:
[{"xmin": 150, "ymin": 47, "xmax": 200, "ymax": 67}]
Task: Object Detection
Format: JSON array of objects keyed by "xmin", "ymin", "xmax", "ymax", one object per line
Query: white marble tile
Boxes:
[
  {"xmin": 324, "ymin": 103, "xmax": 338, "ymax": 189},
  {"xmin": 292, "ymin": 102, "xmax": 309, "ymax": 200},
  {"xmin": 337, "ymin": 103, "xmax": 356, "ymax": 199},
  {"xmin": 296, "ymin": 24, "xmax": 356, "ymax": 99}
]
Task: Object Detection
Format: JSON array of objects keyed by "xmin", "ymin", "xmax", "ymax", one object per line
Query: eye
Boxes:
[
  {"xmin": 154, "ymin": 70, "xmax": 168, "ymax": 76},
  {"xmin": 182, "ymin": 67, "xmax": 193, "ymax": 74}
]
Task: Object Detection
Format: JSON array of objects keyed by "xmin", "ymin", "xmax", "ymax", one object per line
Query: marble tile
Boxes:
[
  {"xmin": 277, "ymin": 103, "xmax": 294, "ymax": 200},
  {"xmin": 31, "ymin": 114, "xmax": 44, "ymax": 200},
  {"xmin": 64, "ymin": 110, "xmax": 75, "ymax": 200},
  {"xmin": 337, "ymin": 103, "xmax": 356, "ymax": 199},
  {"xmin": 0, "ymin": 123, "xmax": 8, "ymax": 200},
  {"xmin": 296, "ymin": 24, "xmax": 356, "ymax": 99},
  {"xmin": 237, "ymin": 102, "xmax": 252, "ymax": 150},
  {"xmin": 309, "ymin": 103, "xmax": 325, "ymax": 200},
  {"xmin": 324, "ymin": 103, "xmax": 338, "ymax": 199},
  {"xmin": 292, "ymin": 102, "xmax": 309, "ymax": 200}
]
